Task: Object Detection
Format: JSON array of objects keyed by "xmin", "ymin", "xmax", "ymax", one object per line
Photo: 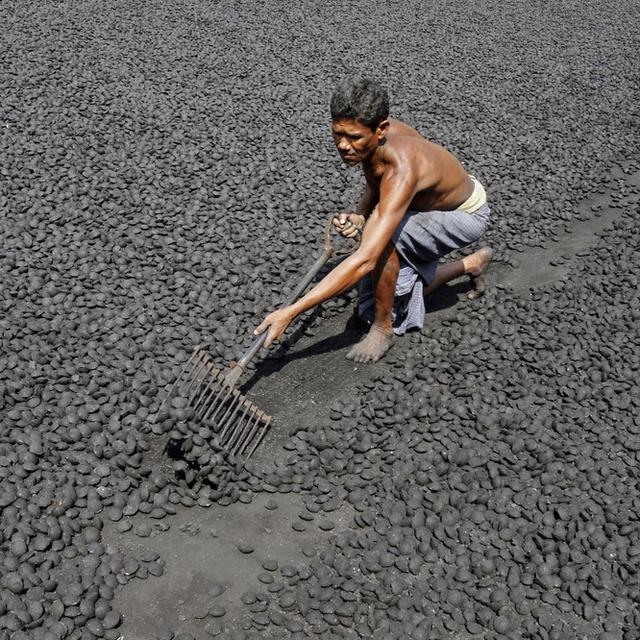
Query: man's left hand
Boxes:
[{"xmin": 254, "ymin": 306, "xmax": 297, "ymax": 348}]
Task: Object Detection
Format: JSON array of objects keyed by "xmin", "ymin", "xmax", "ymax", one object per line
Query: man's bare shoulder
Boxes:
[
  {"xmin": 374, "ymin": 120, "xmax": 467, "ymax": 201},
  {"xmin": 387, "ymin": 117, "xmax": 424, "ymax": 139},
  {"xmin": 385, "ymin": 120, "xmax": 455, "ymax": 172},
  {"xmin": 381, "ymin": 122, "xmax": 439, "ymax": 175}
]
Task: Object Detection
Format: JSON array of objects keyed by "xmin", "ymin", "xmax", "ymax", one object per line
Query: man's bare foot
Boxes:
[
  {"xmin": 466, "ymin": 246, "xmax": 493, "ymax": 300},
  {"xmin": 346, "ymin": 324, "xmax": 394, "ymax": 363}
]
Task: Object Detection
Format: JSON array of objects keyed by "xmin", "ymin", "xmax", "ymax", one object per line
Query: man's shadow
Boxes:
[
  {"xmin": 239, "ymin": 303, "xmax": 358, "ymax": 392},
  {"xmin": 240, "ymin": 278, "xmax": 471, "ymax": 393},
  {"xmin": 426, "ymin": 279, "xmax": 474, "ymax": 312}
]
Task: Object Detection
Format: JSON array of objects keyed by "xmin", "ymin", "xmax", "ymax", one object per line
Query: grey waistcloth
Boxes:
[{"xmin": 358, "ymin": 202, "xmax": 491, "ymax": 335}]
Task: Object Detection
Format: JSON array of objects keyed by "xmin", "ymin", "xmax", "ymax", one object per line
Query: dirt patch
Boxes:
[
  {"xmin": 107, "ymin": 490, "xmax": 355, "ymax": 639},
  {"xmin": 495, "ymin": 160, "xmax": 640, "ymax": 290},
  {"xmin": 105, "ymin": 159, "xmax": 640, "ymax": 639}
]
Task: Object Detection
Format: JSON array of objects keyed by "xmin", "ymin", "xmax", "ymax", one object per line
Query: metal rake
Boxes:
[{"xmin": 156, "ymin": 215, "xmax": 357, "ymax": 460}]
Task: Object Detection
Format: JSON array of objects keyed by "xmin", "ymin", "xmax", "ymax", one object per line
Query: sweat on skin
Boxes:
[{"xmin": 255, "ymin": 79, "xmax": 492, "ymax": 363}]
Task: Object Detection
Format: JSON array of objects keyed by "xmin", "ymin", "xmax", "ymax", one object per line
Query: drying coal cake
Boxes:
[{"xmin": 1, "ymin": 0, "xmax": 639, "ymax": 639}]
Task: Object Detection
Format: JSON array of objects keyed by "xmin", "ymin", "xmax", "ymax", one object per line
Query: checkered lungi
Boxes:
[{"xmin": 358, "ymin": 202, "xmax": 491, "ymax": 335}]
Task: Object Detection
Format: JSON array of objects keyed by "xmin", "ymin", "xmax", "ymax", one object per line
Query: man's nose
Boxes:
[{"xmin": 337, "ymin": 139, "xmax": 350, "ymax": 151}]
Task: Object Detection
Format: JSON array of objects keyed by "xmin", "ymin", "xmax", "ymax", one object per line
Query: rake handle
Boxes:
[{"xmin": 238, "ymin": 244, "xmax": 335, "ymax": 368}]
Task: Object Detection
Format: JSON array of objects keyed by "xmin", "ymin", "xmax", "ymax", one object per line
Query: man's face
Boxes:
[{"xmin": 331, "ymin": 118, "xmax": 380, "ymax": 165}]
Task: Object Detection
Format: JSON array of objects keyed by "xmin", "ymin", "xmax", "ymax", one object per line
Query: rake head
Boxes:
[{"xmin": 157, "ymin": 346, "xmax": 271, "ymax": 460}]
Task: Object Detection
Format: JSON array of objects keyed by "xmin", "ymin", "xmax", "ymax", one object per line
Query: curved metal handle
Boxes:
[
  {"xmin": 323, "ymin": 214, "xmax": 335, "ymax": 253},
  {"xmin": 236, "ymin": 214, "xmax": 358, "ymax": 369}
]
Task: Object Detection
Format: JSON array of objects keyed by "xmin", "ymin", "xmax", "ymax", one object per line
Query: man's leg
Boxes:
[
  {"xmin": 347, "ymin": 242, "xmax": 398, "ymax": 363},
  {"xmin": 422, "ymin": 246, "xmax": 493, "ymax": 299}
]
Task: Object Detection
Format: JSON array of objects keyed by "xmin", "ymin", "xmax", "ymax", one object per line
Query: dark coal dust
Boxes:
[{"xmin": 1, "ymin": 1, "xmax": 640, "ymax": 639}]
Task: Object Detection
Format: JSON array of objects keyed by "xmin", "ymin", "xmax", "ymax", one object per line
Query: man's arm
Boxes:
[
  {"xmin": 293, "ymin": 171, "xmax": 416, "ymax": 309},
  {"xmin": 355, "ymin": 183, "xmax": 378, "ymax": 218},
  {"xmin": 255, "ymin": 170, "xmax": 417, "ymax": 346}
]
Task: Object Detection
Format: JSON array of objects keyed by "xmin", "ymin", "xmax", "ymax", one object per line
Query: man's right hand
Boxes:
[{"xmin": 332, "ymin": 212, "xmax": 365, "ymax": 239}]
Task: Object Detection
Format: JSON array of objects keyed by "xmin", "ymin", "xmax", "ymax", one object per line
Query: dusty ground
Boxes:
[
  {"xmin": 3, "ymin": 1, "xmax": 640, "ymax": 638},
  {"xmin": 104, "ymin": 160, "xmax": 638, "ymax": 639}
]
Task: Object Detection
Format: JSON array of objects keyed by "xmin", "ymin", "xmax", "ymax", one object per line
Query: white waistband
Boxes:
[{"xmin": 457, "ymin": 175, "xmax": 487, "ymax": 214}]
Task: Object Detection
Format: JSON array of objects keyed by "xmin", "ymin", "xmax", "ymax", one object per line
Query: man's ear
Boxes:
[{"xmin": 376, "ymin": 119, "xmax": 390, "ymax": 142}]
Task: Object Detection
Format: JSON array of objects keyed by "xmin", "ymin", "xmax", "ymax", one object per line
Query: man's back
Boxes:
[{"xmin": 368, "ymin": 117, "xmax": 473, "ymax": 212}]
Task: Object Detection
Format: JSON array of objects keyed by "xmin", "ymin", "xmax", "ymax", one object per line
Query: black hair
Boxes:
[{"xmin": 330, "ymin": 78, "xmax": 390, "ymax": 129}]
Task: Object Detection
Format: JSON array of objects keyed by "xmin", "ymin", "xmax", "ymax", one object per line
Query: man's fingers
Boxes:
[
  {"xmin": 263, "ymin": 326, "xmax": 279, "ymax": 349},
  {"xmin": 348, "ymin": 214, "xmax": 365, "ymax": 230},
  {"xmin": 256, "ymin": 321, "xmax": 281, "ymax": 348},
  {"xmin": 254, "ymin": 320, "xmax": 268, "ymax": 335},
  {"xmin": 332, "ymin": 213, "xmax": 350, "ymax": 229},
  {"xmin": 345, "ymin": 222, "xmax": 360, "ymax": 238},
  {"xmin": 333, "ymin": 217, "xmax": 360, "ymax": 237},
  {"xmin": 333, "ymin": 213, "xmax": 363, "ymax": 239}
]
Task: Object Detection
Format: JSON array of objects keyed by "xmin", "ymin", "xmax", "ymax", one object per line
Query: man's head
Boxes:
[{"xmin": 330, "ymin": 78, "xmax": 390, "ymax": 165}]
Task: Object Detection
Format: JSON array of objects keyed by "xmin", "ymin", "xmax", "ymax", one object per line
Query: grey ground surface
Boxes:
[
  {"xmin": 2, "ymin": 1, "xmax": 640, "ymax": 638},
  {"xmin": 105, "ymin": 163, "xmax": 637, "ymax": 639}
]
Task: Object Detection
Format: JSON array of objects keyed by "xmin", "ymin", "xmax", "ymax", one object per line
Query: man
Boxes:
[{"xmin": 255, "ymin": 78, "xmax": 492, "ymax": 363}]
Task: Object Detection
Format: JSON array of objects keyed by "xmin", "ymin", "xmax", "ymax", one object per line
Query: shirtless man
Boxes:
[{"xmin": 255, "ymin": 78, "xmax": 492, "ymax": 363}]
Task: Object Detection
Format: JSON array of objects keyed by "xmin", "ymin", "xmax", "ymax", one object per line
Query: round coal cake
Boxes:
[{"xmin": 2, "ymin": 0, "xmax": 639, "ymax": 638}]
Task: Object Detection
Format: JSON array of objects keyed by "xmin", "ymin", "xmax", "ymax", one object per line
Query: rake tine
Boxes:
[
  {"xmin": 225, "ymin": 401, "xmax": 252, "ymax": 445},
  {"xmin": 204, "ymin": 383, "xmax": 237, "ymax": 424},
  {"xmin": 173, "ymin": 351, "xmax": 198, "ymax": 390},
  {"xmin": 236, "ymin": 410, "xmax": 265, "ymax": 457},
  {"xmin": 198, "ymin": 376, "xmax": 230, "ymax": 421},
  {"xmin": 230, "ymin": 408, "xmax": 261, "ymax": 457},
  {"xmin": 195, "ymin": 345, "xmax": 209, "ymax": 361},
  {"xmin": 215, "ymin": 393, "xmax": 245, "ymax": 440},
  {"xmin": 194, "ymin": 381, "xmax": 226, "ymax": 419},
  {"xmin": 225, "ymin": 403, "xmax": 255, "ymax": 452},
  {"xmin": 192, "ymin": 368, "xmax": 223, "ymax": 415},
  {"xmin": 198, "ymin": 349, "xmax": 218, "ymax": 376},
  {"xmin": 183, "ymin": 356, "xmax": 210, "ymax": 405},
  {"xmin": 184, "ymin": 348, "xmax": 209, "ymax": 389},
  {"xmin": 196, "ymin": 345, "xmax": 212, "ymax": 361},
  {"xmin": 202, "ymin": 374, "xmax": 235, "ymax": 421},
  {"xmin": 246, "ymin": 415, "xmax": 272, "ymax": 459},
  {"xmin": 154, "ymin": 351, "xmax": 198, "ymax": 421},
  {"xmin": 187, "ymin": 365, "xmax": 212, "ymax": 408},
  {"xmin": 211, "ymin": 389, "xmax": 242, "ymax": 433}
]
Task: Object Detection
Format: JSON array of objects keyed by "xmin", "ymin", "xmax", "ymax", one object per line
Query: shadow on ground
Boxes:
[{"xmin": 105, "ymin": 159, "xmax": 640, "ymax": 639}]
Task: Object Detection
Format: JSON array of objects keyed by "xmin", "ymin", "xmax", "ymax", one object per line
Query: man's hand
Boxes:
[
  {"xmin": 254, "ymin": 306, "xmax": 297, "ymax": 348},
  {"xmin": 332, "ymin": 212, "xmax": 365, "ymax": 239}
]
